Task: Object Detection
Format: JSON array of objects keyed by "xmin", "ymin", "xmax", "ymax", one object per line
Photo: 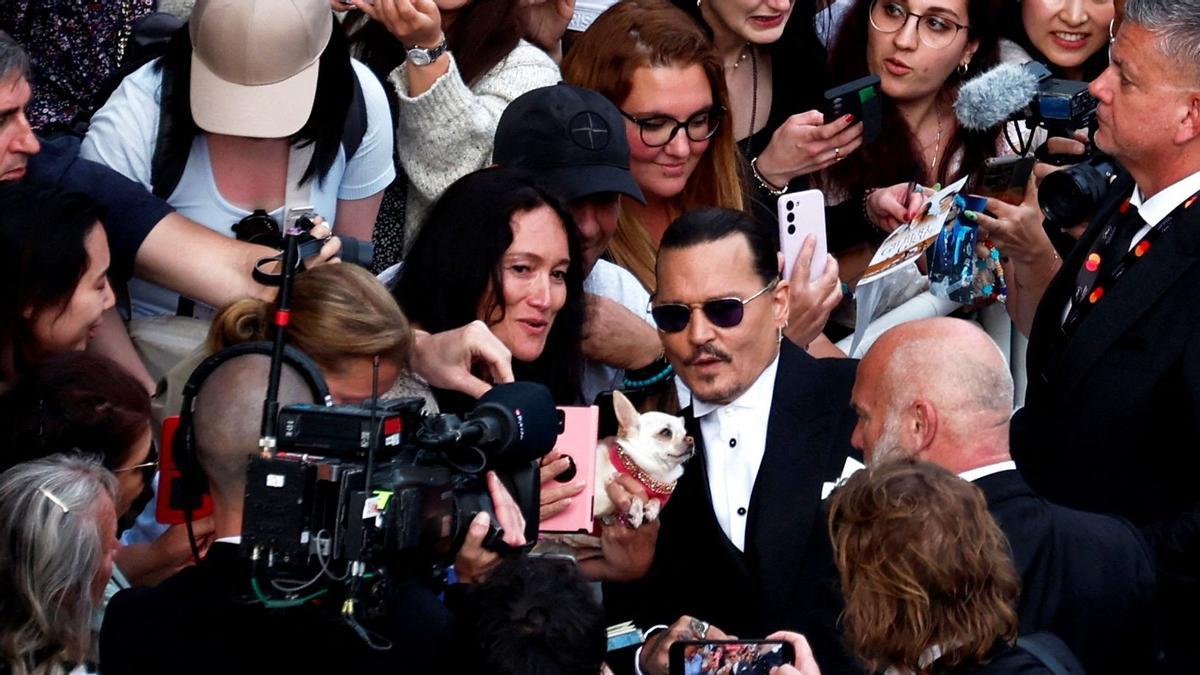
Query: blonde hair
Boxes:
[
  {"xmin": 208, "ymin": 264, "xmax": 413, "ymax": 377},
  {"xmin": 561, "ymin": 0, "xmax": 746, "ymax": 289}
]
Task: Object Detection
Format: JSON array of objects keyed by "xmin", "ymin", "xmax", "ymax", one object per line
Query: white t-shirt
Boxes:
[
  {"xmin": 581, "ymin": 259, "xmax": 652, "ymax": 405},
  {"xmin": 580, "ymin": 259, "xmax": 692, "ymax": 406},
  {"xmin": 81, "ymin": 58, "xmax": 396, "ymax": 317}
]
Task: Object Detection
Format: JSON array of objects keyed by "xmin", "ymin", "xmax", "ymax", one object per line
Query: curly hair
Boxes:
[{"xmin": 828, "ymin": 457, "xmax": 1020, "ymax": 674}]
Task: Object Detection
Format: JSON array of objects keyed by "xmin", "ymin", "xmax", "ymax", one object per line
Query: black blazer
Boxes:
[
  {"xmin": 1012, "ymin": 171, "xmax": 1200, "ymax": 667},
  {"xmin": 976, "ymin": 470, "xmax": 1158, "ymax": 675},
  {"xmin": 100, "ymin": 543, "xmax": 454, "ymax": 675},
  {"xmin": 608, "ymin": 341, "xmax": 861, "ymax": 674}
]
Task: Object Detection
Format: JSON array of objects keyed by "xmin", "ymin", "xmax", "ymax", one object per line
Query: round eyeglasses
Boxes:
[
  {"xmin": 620, "ymin": 106, "xmax": 725, "ymax": 148},
  {"xmin": 869, "ymin": 0, "xmax": 970, "ymax": 50}
]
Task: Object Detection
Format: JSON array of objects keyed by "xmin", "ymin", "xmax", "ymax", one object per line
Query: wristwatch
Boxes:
[{"xmin": 406, "ymin": 38, "xmax": 448, "ymax": 66}]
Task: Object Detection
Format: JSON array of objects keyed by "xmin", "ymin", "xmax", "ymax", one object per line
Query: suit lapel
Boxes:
[
  {"xmin": 1028, "ymin": 175, "xmax": 1132, "ymax": 376},
  {"xmin": 1058, "ymin": 196, "xmax": 1200, "ymax": 394},
  {"xmin": 745, "ymin": 344, "xmax": 838, "ymax": 615}
]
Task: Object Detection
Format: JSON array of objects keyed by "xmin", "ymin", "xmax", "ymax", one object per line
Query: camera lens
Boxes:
[{"xmin": 1039, "ymin": 156, "xmax": 1117, "ymax": 228}]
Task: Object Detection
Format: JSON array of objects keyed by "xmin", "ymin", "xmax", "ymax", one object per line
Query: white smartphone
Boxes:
[{"xmin": 777, "ymin": 189, "xmax": 828, "ymax": 282}]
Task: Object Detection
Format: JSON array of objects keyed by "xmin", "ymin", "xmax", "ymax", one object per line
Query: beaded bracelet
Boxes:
[
  {"xmin": 623, "ymin": 363, "xmax": 675, "ymax": 390},
  {"xmin": 750, "ymin": 156, "xmax": 788, "ymax": 197}
]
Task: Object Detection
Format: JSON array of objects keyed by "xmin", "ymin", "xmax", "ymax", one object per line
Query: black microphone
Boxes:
[
  {"xmin": 954, "ymin": 61, "xmax": 1051, "ymax": 131},
  {"xmin": 455, "ymin": 382, "xmax": 558, "ymax": 467}
]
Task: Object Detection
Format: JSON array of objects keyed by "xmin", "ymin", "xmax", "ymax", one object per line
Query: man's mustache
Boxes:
[{"xmin": 684, "ymin": 344, "xmax": 731, "ymax": 366}]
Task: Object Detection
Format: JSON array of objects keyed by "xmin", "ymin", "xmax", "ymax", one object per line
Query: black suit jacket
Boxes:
[
  {"xmin": 609, "ymin": 341, "xmax": 860, "ymax": 674},
  {"xmin": 976, "ymin": 470, "xmax": 1158, "ymax": 675},
  {"xmin": 100, "ymin": 543, "xmax": 454, "ymax": 675},
  {"xmin": 1012, "ymin": 171, "xmax": 1200, "ymax": 668}
]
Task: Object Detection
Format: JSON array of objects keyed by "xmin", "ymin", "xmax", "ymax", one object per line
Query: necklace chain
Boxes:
[
  {"xmin": 927, "ymin": 105, "xmax": 943, "ymax": 177},
  {"xmin": 725, "ymin": 42, "xmax": 751, "ymax": 70}
]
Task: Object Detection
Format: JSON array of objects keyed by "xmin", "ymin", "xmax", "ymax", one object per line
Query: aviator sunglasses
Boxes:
[{"xmin": 650, "ymin": 280, "xmax": 778, "ymax": 333}]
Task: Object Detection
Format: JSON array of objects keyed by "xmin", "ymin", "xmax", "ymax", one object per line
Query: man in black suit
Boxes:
[
  {"xmin": 100, "ymin": 353, "xmax": 526, "ymax": 675},
  {"xmin": 969, "ymin": 2, "xmax": 1200, "ymax": 669},
  {"xmin": 850, "ymin": 317, "xmax": 1159, "ymax": 675},
  {"xmin": 629, "ymin": 208, "xmax": 860, "ymax": 675}
]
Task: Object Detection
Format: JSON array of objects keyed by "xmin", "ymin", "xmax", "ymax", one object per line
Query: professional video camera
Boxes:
[
  {"xmin": 956, "ymin": 61, "xmax": 1119, "ymax": 228},
  {"xmin": 217, "ymin": 226, "xmax": 559, "ymax": 628},
  {"xmin": 240, "ymin": 382, "xmax": 558, "ymax": 585}
]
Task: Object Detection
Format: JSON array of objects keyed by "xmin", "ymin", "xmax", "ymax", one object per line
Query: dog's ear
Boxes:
[{"xmin": 613, "ymin": 390, "xmax": 640, "ymax": 434}]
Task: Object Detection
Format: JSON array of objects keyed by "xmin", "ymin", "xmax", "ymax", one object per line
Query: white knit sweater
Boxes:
[{"xmin": 390, "ymin": 40, "xmax": 561, "ymax": 253}]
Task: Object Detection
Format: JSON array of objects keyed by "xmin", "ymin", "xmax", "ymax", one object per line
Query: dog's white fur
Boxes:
[{"xmin": 593, "ymin": 390, "xmax": 694, "ymax": 528}]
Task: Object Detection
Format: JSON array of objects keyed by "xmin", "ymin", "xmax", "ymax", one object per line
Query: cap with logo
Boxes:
[
  {"xmin": 189, "ymin": 0, "xmax": 332, "ymax": 138},
  {"xmin": 493, "ymin": 83, "xmax": 645, "ymax": 205}
]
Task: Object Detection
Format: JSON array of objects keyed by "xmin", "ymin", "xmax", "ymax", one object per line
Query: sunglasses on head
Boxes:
[{"xmin": 650, "ymin": 280, "xmax": 778, "ymax": 333}]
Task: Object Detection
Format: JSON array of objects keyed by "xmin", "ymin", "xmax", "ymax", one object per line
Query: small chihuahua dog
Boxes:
[{"xmin": 594, "ymin": 390, "xmax": 695, "ymax": 528}]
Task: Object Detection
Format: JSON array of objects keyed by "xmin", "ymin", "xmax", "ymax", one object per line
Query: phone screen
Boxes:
[{"xmin": 669, "ymin": 640, "xmax": 794, "ymax": 675}]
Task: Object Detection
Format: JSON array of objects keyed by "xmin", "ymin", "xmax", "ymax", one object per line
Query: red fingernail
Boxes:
[{"xmin": 844, "ymin": 114, "xmax": 855, "ymax": 123}]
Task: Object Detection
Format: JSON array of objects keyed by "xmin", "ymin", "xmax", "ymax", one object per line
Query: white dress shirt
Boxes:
[
  {"xmin": 1063, "ymin": 169, "xmax": 1200, "ymax": 322},
  {"xmin": 957, "ymin": 460, "xmax": 1017, "ymax": 483},
  {"xmin": 692, "ymin": 356, "xmax": 780, "ymax": 552}
]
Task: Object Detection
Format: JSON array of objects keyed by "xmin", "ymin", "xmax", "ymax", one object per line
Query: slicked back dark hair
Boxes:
[{"xmin": 658, "ymin": 207, "xmax": 780, "ymax": 286}]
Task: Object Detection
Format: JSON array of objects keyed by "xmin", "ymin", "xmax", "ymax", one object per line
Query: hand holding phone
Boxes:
[
  {"xmin": 777, "ymin": 189, "xmax": 828, "ymax": 282},
  {"xmin": 669, "ymin": 639, "xmax": 797, "ymax": 675},
  {"xmin": 822, "ymin": 74, "xmax": 883, "ymax": 144},
  {"xmin": 539, "ymin": 406, "xmax": 599, "ymax": 533}
]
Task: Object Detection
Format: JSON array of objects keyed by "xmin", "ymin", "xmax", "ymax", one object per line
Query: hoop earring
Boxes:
[{"xmin": 959, "ymin": 62, "xmax": 969, "ymax": 76}]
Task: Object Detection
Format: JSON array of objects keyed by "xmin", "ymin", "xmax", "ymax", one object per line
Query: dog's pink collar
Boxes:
[{"xmin": 609, "ymin": 442, "xmax": 676, "ymax": 505}]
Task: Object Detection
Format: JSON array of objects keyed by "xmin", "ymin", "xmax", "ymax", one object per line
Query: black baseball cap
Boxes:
[{"xmin": 494, "ymin": 83, "xmax": 645, "ymax": 204}]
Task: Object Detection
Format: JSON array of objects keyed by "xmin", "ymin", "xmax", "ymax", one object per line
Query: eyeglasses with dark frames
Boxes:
[
  {"xmin": 869, "ymin": 0, "xmax": 970, "ymax": 49},
  {"xmin": 649, "ymin": 280, "xmax": 779, "ymax": 333},
  {"xmin": 620, "ymin": 106, "xmax": 725, "ymax": 148}
]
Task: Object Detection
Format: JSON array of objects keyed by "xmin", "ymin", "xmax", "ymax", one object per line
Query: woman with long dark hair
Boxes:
[
  {"xmin": 0, "ymin": 183, "xmax": 115, "ymax": 386},
  {"xmin": 819, "ymin": 0, "xmax": 1006, "ymax": 280},
  {"xmin": 343, "ymin": 0, "xmax": 561, "ymax": 268},
  {"xmin": 395, "ymin": 167, "xmax": 585, "ymax": 408},
  {"xmin": 1002, "ymin": 0, "xmax": 1113, "ymax": 81}
]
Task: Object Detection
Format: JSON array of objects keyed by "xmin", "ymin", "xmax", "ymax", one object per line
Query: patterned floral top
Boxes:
[{"xmin": 0, "ymin": 0, "xmax": 155, "ymax": 132}]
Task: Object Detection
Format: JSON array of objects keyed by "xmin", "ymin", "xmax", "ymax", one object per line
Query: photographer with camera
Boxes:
[
  {"xmin": 970, "ymin": 2, "xmax": 1200, "ymax": 670},
  {"xmin": 100, "ymin": 353, "xmax": 528, "ymax": 675}
]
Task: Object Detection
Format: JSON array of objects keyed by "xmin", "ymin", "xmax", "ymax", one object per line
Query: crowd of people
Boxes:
[{"xmin": 1, "ymin": 0, "xmax": 1198, "ymax": 673}]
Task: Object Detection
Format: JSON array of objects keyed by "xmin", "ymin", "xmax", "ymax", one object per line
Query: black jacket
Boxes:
[
  {"xmin": 976, "ymin": 470, "xmax": 1158, "ymax": 674},
  {"xmin": 608, "ymin": 341, "xmax": 861, "ymax": 674},
  {"xmin": 1012, "ymin": 170, "xmax": 1200, "ymax": 670},
  {"xmin": 100, "ymin": 542, "xmax": 454, "ymax": 675}
]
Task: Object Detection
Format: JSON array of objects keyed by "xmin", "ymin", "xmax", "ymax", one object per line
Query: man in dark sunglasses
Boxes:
[{"xmin": 624, "ymin": 207, "xmax": 862, "ymax": 675}]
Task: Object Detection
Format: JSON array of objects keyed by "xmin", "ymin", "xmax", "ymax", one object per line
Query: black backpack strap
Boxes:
[
  {"xmin": 150, "ymin": 61, "xmax": 191, "ymax": 200},
  {"xmin": 1016, "ymin": 633, "xmax": 1082, "ymax": 675},
  {"xmin": 340, "ymin": 72, "xmax": 367, "ymax": 162}
]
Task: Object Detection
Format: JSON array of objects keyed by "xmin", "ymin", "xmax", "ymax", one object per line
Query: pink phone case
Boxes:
[
  {"xmin": 539, "ymin": 406, "xmax": 599, "ymax": 533},
  {"xmin": 778, "ymin": 189, "xmax": 828, "ymax": 282}
]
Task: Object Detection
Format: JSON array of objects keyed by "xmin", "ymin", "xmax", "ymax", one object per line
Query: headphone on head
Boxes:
[{"xmin": 166, "ymin": 341, "xmax": 332, "ymax": 520}]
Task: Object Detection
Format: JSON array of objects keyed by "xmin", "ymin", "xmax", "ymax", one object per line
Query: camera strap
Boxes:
[{"xmin": 1063, "ymin": 189, "xmax": 1200, "ymax": 335}]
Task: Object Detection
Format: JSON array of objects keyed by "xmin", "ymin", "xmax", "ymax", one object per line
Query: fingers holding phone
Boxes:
[{"xmin": 756, "ymin": 111, "xmax": 864, "ymax": 187}]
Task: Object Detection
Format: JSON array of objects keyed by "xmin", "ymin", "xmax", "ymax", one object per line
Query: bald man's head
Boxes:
[
  {"xmin": 192, "ymin": 354, "xmax": 316, "ymax": 504},
  {"xmin": 851, "ymin": 318, "xmax": 1013, "ymax": 470}
]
